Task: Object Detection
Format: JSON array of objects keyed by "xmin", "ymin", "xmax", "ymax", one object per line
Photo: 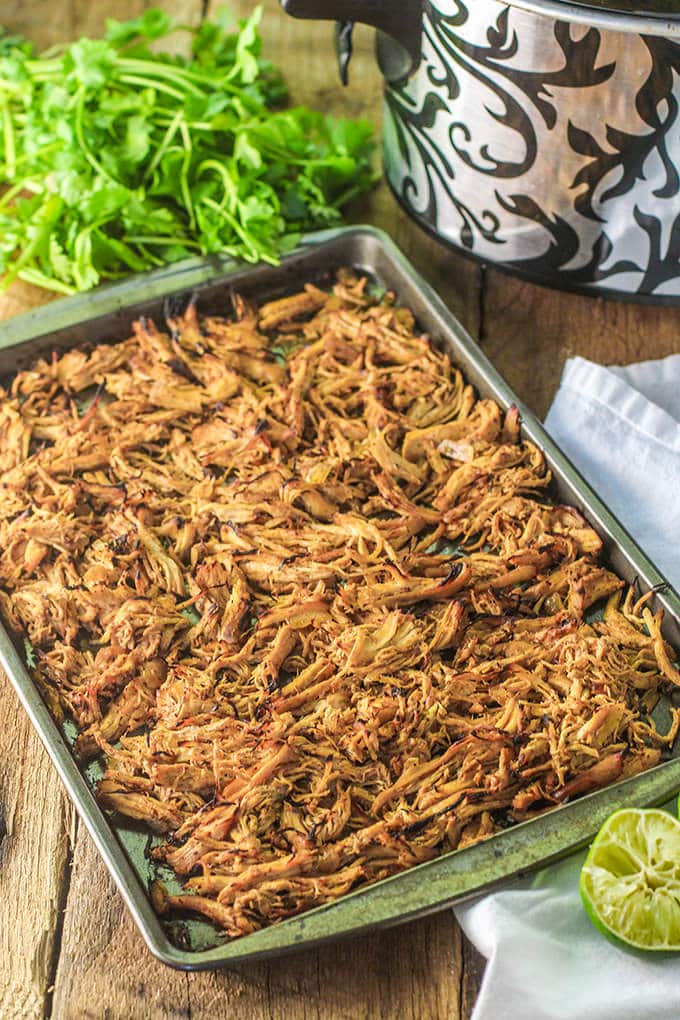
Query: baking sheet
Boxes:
[{"xmin": 1, "ymin": 225, "xmax": 679, "ymax": 969}]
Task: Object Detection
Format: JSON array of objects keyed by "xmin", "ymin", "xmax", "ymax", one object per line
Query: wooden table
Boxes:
[{"xmin": 1, "ymin": 2, "xmax": 679, "ymax": 1018}]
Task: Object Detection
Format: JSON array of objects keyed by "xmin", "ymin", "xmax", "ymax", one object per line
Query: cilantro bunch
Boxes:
[{"xmin": 0, "ymin": 8, "xmax": 375, "ymax": 294}]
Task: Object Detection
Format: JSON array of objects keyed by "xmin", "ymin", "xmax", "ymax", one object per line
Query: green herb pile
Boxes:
[{"xmin": 0, "ymin": 7, "xmax": 375, "ymax": 294}]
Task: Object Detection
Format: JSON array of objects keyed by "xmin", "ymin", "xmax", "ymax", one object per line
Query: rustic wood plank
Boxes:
[
  {"xmin": 2, "ymin": 1, "xmax": 77, "ymax": 49},
  {"xmin": 52, "ymin": 825, "xmax": 466, "ymax": 1020},
  {"xmin": 2, "ymin": 0, "xmax": 145, "ymax": 49},
  {"xmin": 0, "ymin": 279, "xmax": 54, "ymax": 323},
  {"xmin": 460, "ymin": 934, "xmax": 486, "ymax": 1020},
  {"xmin": 49, "ymin": 833, "xmax": 190, "ymax": 1020},
  {"xmin": 0, "ymin": 680, "xmax": 74, "ymax": 1020},
  {"xmin": 192, "ymin": 909, "xmax": 463, "ymax": 1020},
  {"xmin": 0, "ymin": 12, "xmax": 69, "ymax": 1003},
  {"xmin": 481, "ymin": 271, "xmax": 680, "ymax": 420}
]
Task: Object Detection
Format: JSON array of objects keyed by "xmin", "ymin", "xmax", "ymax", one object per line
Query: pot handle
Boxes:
[{"xmin": 280, "ymin": 0, "xmax": 422, "ymax": 83}]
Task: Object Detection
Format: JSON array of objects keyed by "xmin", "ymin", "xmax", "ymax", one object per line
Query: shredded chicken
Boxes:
[{"xmin": 1, "ymin": 272, "xmax": 678, "ymax": 940}]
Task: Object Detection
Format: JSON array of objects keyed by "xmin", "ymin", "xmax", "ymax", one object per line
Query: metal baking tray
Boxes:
[{"xmin": 2, "ymin": 225, "xmax": 680, "ymax": 969}]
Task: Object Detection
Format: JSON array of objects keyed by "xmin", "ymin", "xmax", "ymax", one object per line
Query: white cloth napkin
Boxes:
[{"xmin": 454, "ymin": 354, "xmax": 680, "ymax": 1020}]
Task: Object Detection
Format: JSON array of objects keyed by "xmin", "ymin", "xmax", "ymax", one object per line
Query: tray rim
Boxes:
[{"xmin": 2, "ymin": 223, "xmax": 679, "ymax": 969}]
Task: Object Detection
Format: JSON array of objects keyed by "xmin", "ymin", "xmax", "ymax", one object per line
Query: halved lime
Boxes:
[{"xmin": 580, "ymin": 808, "xmax": 680, "ymax": 951}]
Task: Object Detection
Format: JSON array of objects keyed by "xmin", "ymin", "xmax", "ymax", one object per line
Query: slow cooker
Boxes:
[{"xmin": 282, "ymin": 0, "xmax": 680, "ymax": 301}]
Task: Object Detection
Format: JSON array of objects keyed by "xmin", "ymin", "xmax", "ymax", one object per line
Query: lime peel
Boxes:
[{"xmin": 580, "ymin": 807, "xmax": 680, "ymax": 951}]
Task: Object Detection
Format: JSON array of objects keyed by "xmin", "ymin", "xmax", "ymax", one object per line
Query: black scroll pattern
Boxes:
[{"xmin": 383, "ymin": 0, "xmax": 680, "ymax": 296}]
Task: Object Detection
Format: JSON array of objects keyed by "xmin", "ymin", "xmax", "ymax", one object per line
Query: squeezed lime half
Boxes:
[{"xmin": 580, "ymin": 808, "xmax": 680, "ymax": 951}]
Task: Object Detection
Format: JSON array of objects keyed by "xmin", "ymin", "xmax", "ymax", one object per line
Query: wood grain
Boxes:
[
  {"xmin": 0, "ymin": 5, "xmax": 86, "ymax": 1013},
  {"xmin": 0, "ymin": 681, "xmax": 74, "ymax": 1020},
  {"xmin": 481, "ymin": 270, "xmax": 680, "ymax": 419},
  {"xmin": 0, "ymin": 279, "xmax": 54, "ymax": 324},
  {"xmin": 51, "ymin": 824, "xmax": 466, "ymax": 1020}
]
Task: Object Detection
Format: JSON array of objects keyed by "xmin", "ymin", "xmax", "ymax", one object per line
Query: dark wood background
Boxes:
[{"xmin": 1, "ymin": 2, "xmax": 678, "ymax": 1017}]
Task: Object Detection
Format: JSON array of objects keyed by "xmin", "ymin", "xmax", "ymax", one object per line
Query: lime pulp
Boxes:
[{"xmin": 580, "ymin": 807, "xmax": 680, "ymax": 951}]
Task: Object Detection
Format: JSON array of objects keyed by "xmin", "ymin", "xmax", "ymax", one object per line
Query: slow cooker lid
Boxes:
[
  {"xmin": 507, "ymin": 0, "xmax": 680, "ymax": 40},
  {"xmin": 564, "ymin": 0, "xmax": 680, "ymax": 14},
  {"xmin": 513, "ymin": 0, "xmax": 680, "ymax": 28}
]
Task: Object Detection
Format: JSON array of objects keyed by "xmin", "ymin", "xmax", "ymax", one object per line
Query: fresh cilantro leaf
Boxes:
[
  {"xmin": 229, "ymin": 9, "xmax": 262, "ymax": 86},
  {"xmin": 121, "ymin": 115, "xmax": 152, "ymax": 167},
  {"xmin": 0, "ymin": 7, "xmax": 376, "ymax": 294},
  {"xmin": 66, "ymin": 39, "xmax": 117, "ymax": 88},
  {"xmin": 105, "ymin": 9, "xmax": 174, "ymax": 46}
]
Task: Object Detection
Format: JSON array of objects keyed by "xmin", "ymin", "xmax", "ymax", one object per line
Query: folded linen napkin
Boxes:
[{"xmin": 454, "ymin": 354, "xmax": 680, "ymax": 1020}]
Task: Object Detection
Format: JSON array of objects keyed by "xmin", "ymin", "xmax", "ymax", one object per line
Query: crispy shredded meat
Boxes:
[{"xmin": 1, "ymin": 272, "xmax": 679, "ymax": 939}]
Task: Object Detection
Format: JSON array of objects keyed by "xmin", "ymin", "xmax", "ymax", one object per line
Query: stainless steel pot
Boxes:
[{"xmin": 282, "ymin": 0, "xmax": 680, "ymax": 301}]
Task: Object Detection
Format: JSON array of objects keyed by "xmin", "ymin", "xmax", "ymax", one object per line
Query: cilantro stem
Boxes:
[
  {"xmin": 92, "ymin": 229, "xmax": 148, "ymax": 272},
  {"xmin": 1, "ymin": 103, "xmax": 15, "ymax": 178},
  {"xmin": 134, "ymin": 241, "xmax": 165, "ymax": 266},
  {"xmin": 3, "ymin": 194, "xmax": 63, "ymax": 288},
  {"xmin": 331, "ymin": 177, "xmax": 380, "ymax": 208},
  {"xmin": 0, "ymin": 9, "xmax": 375, "ymax": 293},
  {"xmin": 74, "ymin": 88, "xmax": 116, "ymax": 183},
  {"xmin": 124, "ymin": 234, "xmax": 202, "ymax": 249},
  {"xmin": 117, "ymin": 75, "xmax": 187, "ymax": 102},
  {"xmin": 144, "ymin": 109, "xmax": 182, "ymax": 181},
  {"xmin": 38, "ymin": 43, "xmax": 68, "ymax": 60},
  {"xmin": 178, "ymin": 118, "xmax": 196, "ymax": 232},
  {"xmin": 0, "ymin": 140, "xmax": 60, "ymax": 177},
  {"xmin": 18, "ymin": 266, "xmax": 76, "ymax": 294},
  {"xmin": 197, "ymin": 158, "xmax": 237, "ymax": 211},
  {"xmin": 116, "ymin": 59, "xmax": 207, "ymax": 96},
  {"xmin": 0, "ymin": 180, "xmax": 26, "ymax": 209},
  {"xmin": 19, "ymin": 180, "xmax": 44, "ymax": 195},
  {"xmin": 202, "ymin": 196, "xmax": 271, "ymax": 263},
  {"xmin": 25, "ymin": 59, "xmax": 62, "ymax": 74}
]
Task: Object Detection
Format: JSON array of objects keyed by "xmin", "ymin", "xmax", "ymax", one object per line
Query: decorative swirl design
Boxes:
[{"xmin": 382, "ymin": 0, "xmax": 680, "ymax": 297}]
